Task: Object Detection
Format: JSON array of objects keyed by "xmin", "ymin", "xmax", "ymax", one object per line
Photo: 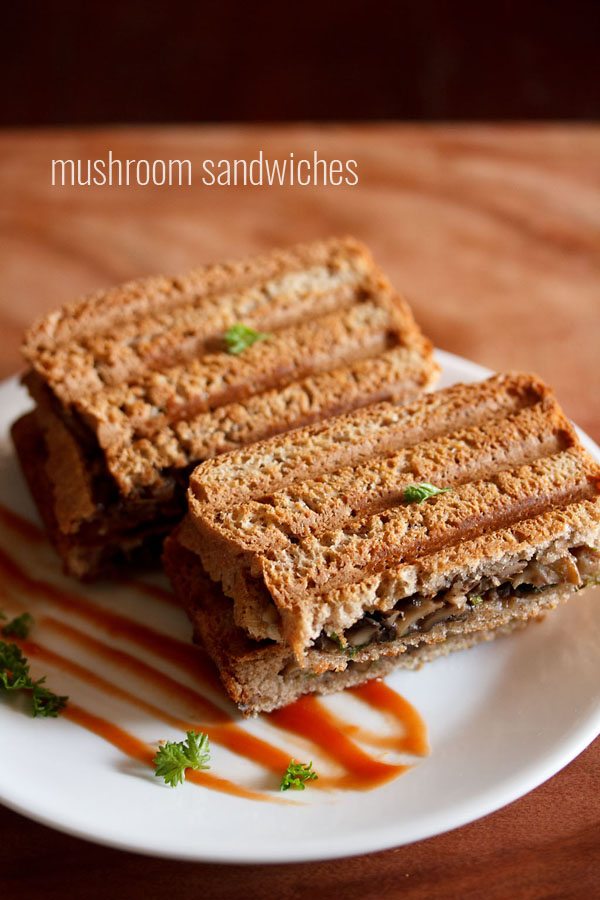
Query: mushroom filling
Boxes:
[{"xmin": 313, "ymin": 545, "xmax": 600, "ymax": 655}]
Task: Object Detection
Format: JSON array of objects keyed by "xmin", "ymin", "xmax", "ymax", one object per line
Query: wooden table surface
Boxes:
[{"xmin": 0, "ymin": 125, "xmax": 598, "ymax": 899}]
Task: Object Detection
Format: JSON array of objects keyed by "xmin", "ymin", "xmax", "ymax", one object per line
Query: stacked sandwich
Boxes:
[
  {"xmin": 12, "ymin": 237, "xmax": 600, "ymax": 717},
  {"xmin": 164, "ymin": 373, "xmax": 600, "ymax": 713},
  {"xmin": 12, "ymin": 238, "xmax": 437, "ymax": 578}
]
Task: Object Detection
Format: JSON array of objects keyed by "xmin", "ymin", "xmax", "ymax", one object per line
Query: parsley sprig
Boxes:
[
  {"xmin": 403, "ymin": 482, "xmax": 452, "ymax": 504},
  {"xmin": 1, "ymin": 612, "xmax": 34, "ymax": 639},
  {"xmin": 280, "ymin": 759, "xmax": 318, "ymax": 791},
  {"xmin": 0, "ymin": 639, "xmax": 68, "ymax": 717},
  {"xmin": 0, "ymin": 642, "xmax": 31, "ymax": 691},
  {"xmin": 224, "ymin": 323, "xmax": 270, "ymax": 355},
  {"xmin": 31, "ymin": 681, "xmax": 69, "ymax": 717},
  {"xmin": 153, "ymin": 730, "xmax": 211, "ymax": 787}
]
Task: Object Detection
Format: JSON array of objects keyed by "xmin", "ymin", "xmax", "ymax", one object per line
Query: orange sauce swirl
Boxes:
[{"xmin": 0, "ymin": 502, "xmax": 429, "ymax": 800}]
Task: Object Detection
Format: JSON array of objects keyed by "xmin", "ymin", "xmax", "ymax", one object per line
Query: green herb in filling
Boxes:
[
  {"xmin": 327, "ymin": 632, "xmax": 360, "ymax": 657},
  {"xmin": 328, "ymin": 632, "xmax": 346, "ymax": 651}
]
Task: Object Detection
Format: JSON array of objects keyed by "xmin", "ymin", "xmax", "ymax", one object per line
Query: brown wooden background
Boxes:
[
  {"xmin": 0, "ymin": 124, "xmax": 599, "ymax": 899},
  {"xmin": 3, "ymin": 1, "xmax": 600, "ymax": 124}
]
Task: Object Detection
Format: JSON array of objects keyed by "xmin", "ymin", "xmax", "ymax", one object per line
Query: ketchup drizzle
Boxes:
[{"xmin": 0, "ymin": 503, "xmax": 429, "ymax": 799}]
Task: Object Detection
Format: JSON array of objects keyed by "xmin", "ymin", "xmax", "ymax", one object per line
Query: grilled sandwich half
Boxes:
[
  {"xmin": 164, "ymin": 373, "xmax": 600, "ymax": 714},
  {"xmin": 12, "ymin": 237, "xmax": 437, "ymax": 578}
]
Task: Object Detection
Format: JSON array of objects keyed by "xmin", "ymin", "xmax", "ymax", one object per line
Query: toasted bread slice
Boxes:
[
  {"xmin": 17, "ymin": 237, "xmax": 437, "ymax": 577},
  {"xmin": 185, "ymin": 373, "xmax": 600, "ymax": 660}
]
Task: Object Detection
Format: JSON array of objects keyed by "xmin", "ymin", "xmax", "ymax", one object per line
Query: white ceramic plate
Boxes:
[{"xmin": 0, "ymin": 351, "xmax": 598, "ymax": 863}]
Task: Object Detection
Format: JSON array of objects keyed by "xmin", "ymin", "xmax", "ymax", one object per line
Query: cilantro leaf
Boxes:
[
  {"xmin": 153, "ymin": 730, "xmax": 211, "ymax": 787},
  {"xmin": 280, "ymin": 759, "xmax": 318, "ymax": 791},
  {"xmin": 403, "ymin": 482, "xmax": 452, "ymax": 504},
  {"xmin": 2, "ymin": 612, "xmax": 34, "ymax": 639},
  {"xmin": 224, "ymin": 323, "xmax": 270, "ymax": 355}
]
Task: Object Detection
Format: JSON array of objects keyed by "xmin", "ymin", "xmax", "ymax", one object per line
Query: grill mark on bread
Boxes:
[
  {"xmin": 23, "ymin": 237, "xmax": 371, "ymax": 355},
  {"xmin": 39, "ymin": 271, "xmax": 363, "ymax": 395},
  {"xmin": 103, "ymin": 345, "xmax": 435, "ymax": 495},
  {"xmin": 21, "ymin": 237, "xmax": 438, "ymax": 514},
  {"xmin": 189, "ymin": 372, "xmax": 547, "ymax": 509},
  {"xmin": 261, "ymin": 449, "xmax": 597, "ymax": 607},
  {"xmin": 77, "ymin": 301, "xmax": 400, "ymax": 445},
  {"xmin": 171, "ymin": 356, "xmax": 420, "ymax": 460},
  {"xmin": 201, "ymin": 400, "xmax": 575, "ymax": 554},
  {"xmin": 212, "ymin": 483, "xmax": 600, "ymax": 660}
]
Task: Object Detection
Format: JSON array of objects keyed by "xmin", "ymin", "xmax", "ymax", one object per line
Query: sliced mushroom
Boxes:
[
  {"xmin": 574, "ymin": 546, "xmax": 600, "ymax": 580},
  {"xmin": 513, "ymin": 560, "xmax": 561, "ymax": 588},
  {"xmin": 313, "ymin": 633, "xmax": 342, "ymax": 652},
  {"xmin": 345, "ymin": 622, "xmax": 381, "ymax": 647},
  {"xmin": 440, "ymin": 584, "xmax": 468, "ymax": 608},
  {"xmin": 395, "ymin": 599, "xmax": 443, "ymax": 638},
  {"xmin": 381, "ymin": 609, "xmax": 401, "ymax": 627},
  {"xmin": 419, "ymin": 606, "xmax": 466, "ymax": 633},
  {"xmin": 312, "ymin": 545, "xmax": 596, "ymax": 656},
  {"xmin": 552, "ymin": 554, "xmax": 581, "ymax": 587}
]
